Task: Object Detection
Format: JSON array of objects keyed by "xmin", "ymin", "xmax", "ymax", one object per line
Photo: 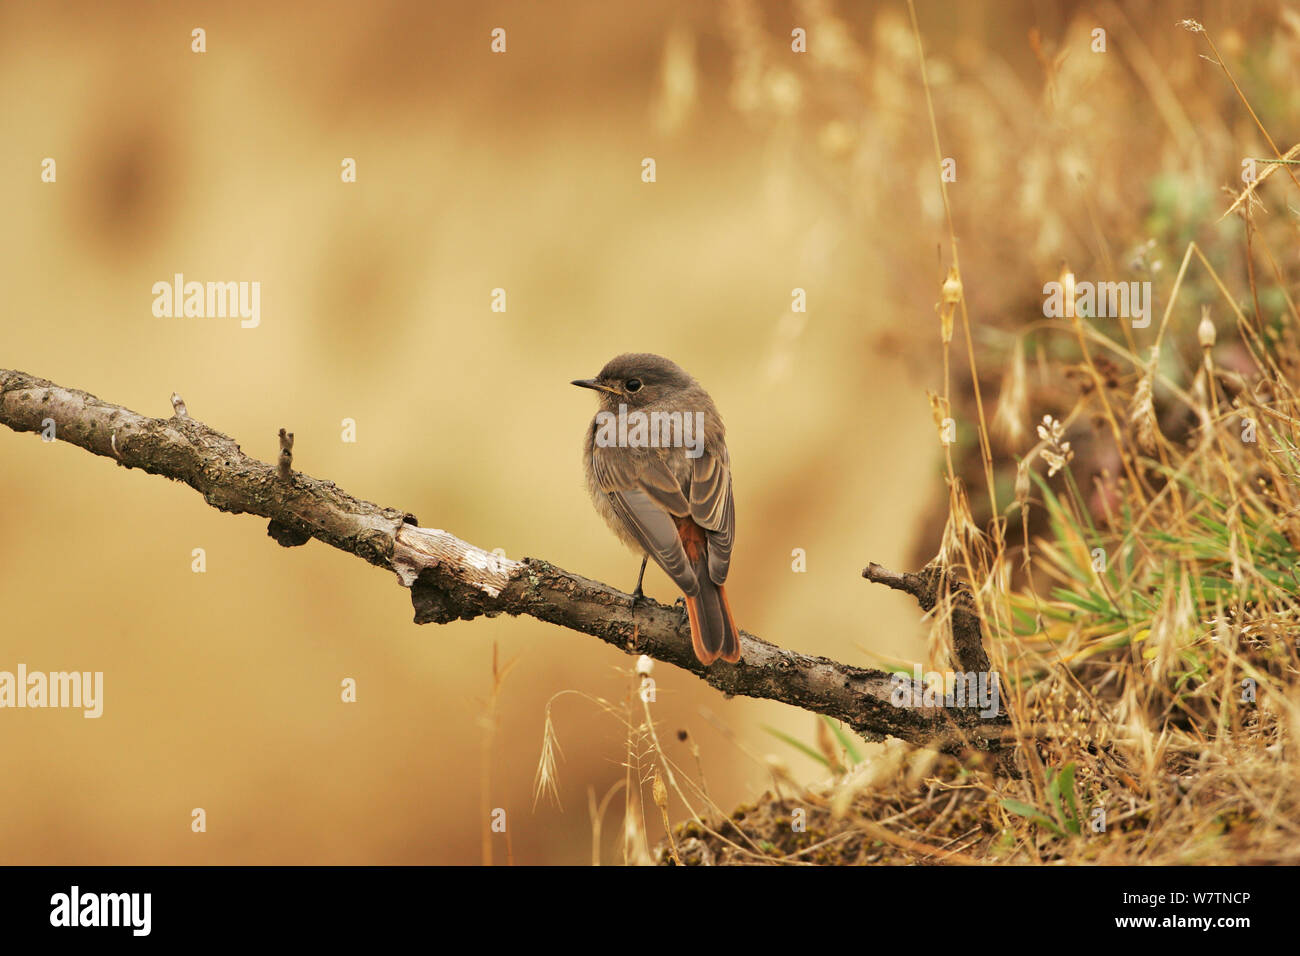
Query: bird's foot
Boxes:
[{"xmin": 673, "ymin": 596, "xmax": 689, "ymax": 629}]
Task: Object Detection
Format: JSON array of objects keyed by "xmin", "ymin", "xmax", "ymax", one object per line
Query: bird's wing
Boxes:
[
  {"xmin": 689, "ymin": 447, "xmax": 734, "ymax": 585},
  {"xmin": 592, "ymin": 447, "xmax": 697, "ymax": 594}
]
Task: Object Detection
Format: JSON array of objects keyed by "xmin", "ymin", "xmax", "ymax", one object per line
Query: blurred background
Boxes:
[{"xmin": 1, "ymin": 0, "xmax": 1295, "ymax": 863}]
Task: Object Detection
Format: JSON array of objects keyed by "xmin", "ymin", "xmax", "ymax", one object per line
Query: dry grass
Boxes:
[{"xmin": 648, "ymin": 262, "xmax": 1300, "ymax": 862}]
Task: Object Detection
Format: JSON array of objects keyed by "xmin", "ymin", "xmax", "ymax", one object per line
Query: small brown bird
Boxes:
[{"xmin": 573, "ymin": 353, "xmax": 741, "ymax": 665}]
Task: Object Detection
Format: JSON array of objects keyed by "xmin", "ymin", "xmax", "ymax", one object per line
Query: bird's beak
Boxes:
[{"xmin": 571, "ymin": 378, "xmax": 620, "ymax": 395}]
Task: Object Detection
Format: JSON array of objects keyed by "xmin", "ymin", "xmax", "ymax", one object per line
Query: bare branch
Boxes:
[{"xmin": 1, "ymin": 368, "xmax": 1011, "ymax": 757}]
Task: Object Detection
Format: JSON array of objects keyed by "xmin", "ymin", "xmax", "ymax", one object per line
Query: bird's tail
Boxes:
[{"xmin": 683, "ymin": 562, "xmax": 741, "ymax": 666}]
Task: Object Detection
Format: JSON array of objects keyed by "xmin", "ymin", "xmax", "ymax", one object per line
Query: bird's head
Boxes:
[{"xmin": 571, "ymin": 353, "xmax": 693, "ymax": 410}]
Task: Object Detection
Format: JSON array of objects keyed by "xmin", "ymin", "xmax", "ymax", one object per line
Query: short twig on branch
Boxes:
[
  {"xmin": 0, "ymin": 368, "xmax": 1012, "ymax": 759},
  {"xmin": 277, "ymin": 427, "xmax": 294, "ymax": 480},
  {"xmin": 862, "ymin": 563, "xmax": 992, "ymax": 674}
]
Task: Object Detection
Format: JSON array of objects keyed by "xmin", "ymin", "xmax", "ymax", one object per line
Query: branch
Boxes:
[
  {"xmin": 1, "ymin": 368, "xmax": 1010, "ymax": 757},
  {"xmin": 862, "ymin": 563, "xmax": 992, "ymax": 674}
]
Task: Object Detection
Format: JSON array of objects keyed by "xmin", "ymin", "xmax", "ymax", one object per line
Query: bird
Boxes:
[{"xmin": 572, "ymin": 353, "xmax": 741, "ymax": 665}]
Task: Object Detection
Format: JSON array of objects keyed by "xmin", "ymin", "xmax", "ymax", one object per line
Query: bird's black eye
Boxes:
[{"xmin": 626, "ymin": 379, "xmax": 642, "ymax": 393}]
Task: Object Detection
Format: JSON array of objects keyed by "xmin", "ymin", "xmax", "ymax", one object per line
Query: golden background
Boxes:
[{"xmin": 1, "ymin": 0, "xmax": 1288, "ymax": 863}]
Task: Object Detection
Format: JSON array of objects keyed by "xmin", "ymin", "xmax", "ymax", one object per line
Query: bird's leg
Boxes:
[{"xmin": 629, "ymin": 554, "xmax": 649, "ymax": 605}]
